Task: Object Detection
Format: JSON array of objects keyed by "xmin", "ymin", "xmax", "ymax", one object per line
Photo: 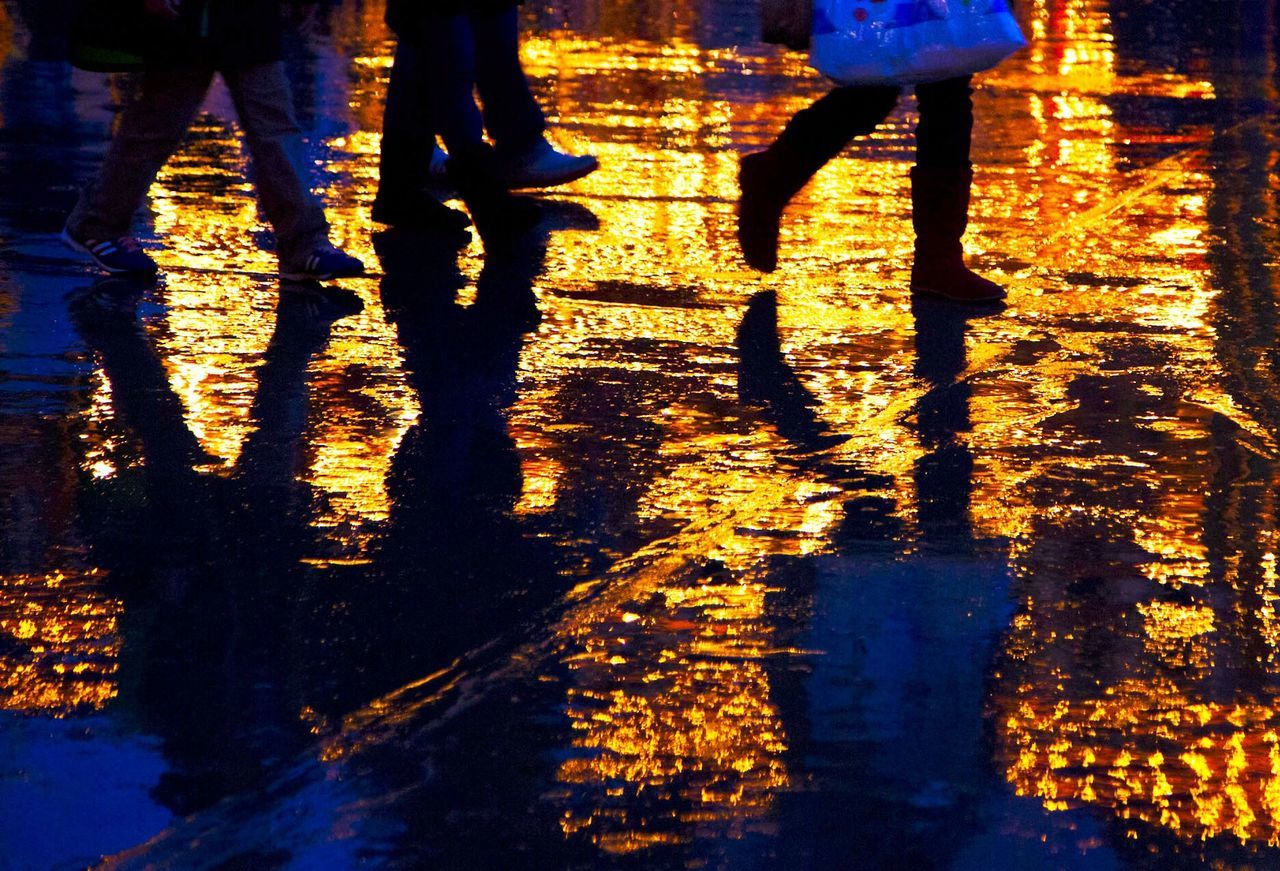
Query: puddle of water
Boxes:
[{"xmin": 2, "ymin": 0, "xmax": 1280, "ymax": 867}]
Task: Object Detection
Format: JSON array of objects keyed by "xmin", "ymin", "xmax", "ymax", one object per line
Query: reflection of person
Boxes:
[
  {"xmin": 62, "ymin": 0, "xmax": 364, "ymax": 281},
  {"xmin": 69, "ymin": 276, "xmax": 358, "ymax": 814},
  {"xmin": 738, "ymin": 76, "xmax": 1004, "ymax": 304},
  {"xmin": 378, "ymin": 1, "xmax": 597, "ymax": 245},
  {"xmin": 737, "ymin": 290, "xmax": 847, "ymax": 453}
]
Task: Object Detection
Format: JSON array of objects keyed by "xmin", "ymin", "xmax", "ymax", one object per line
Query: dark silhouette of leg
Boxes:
[
  {"xmin": 417, "ymin": 14, "xmax": 540, "ymax": 249},
  {"xmin": 374, "ymin": 39, "xmax": 471, "ymax": 238},
  {"xmin": 738, "ymin": 85, "xmax": 900, "ymax": 272},
  {"xmin": 471, "ymin": 7, "xmax": 546, "ymax": 155},
  {"xmin": 909, "ymin": 77, "xmax": 1004, "ymax": 303}
]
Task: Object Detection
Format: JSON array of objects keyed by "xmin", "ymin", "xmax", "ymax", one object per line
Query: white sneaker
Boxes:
[{"xmin": 500, "ymin": 139, "xmax": 599, "ymax": 190}]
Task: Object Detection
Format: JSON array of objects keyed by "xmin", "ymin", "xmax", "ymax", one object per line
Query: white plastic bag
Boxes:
[{"xmin": 811, "ymin": 0, "xmax": 1026, "ymax": 86}]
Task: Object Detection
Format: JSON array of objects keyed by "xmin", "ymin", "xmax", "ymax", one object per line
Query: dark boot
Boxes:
[
  {"xmin": 737, "ymin": 149, "xmax": 813, "ymax": 273},
  {"xmin": 446, "ymin": 145, "xmax": 541, "ymax": 252},
  {"xmin": 909, "ymin": 165, "xmax": 1005, "ymax": 303}
]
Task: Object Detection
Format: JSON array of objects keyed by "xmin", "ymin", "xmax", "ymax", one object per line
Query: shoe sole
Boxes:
[
  {"xmin": 505, "ymin": 158, "xmax": 600, "ymax": 191},
  {"xmin": 910, "ymin": 283, "xmax": 1007, "ymax": 304},
  {"xmin": 61, "ymin": 228, "xmax": 157, "ymax": 275},
  {"xmin": 279, "ymin": 269, "xmax": 366, "ymax": 282}
]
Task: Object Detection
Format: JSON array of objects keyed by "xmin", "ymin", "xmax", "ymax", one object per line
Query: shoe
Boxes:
[
  {"xmin": 737, "ymin": 150, "xmax": 788, "ymax": 273},
  {"xmin": 371, "ymin": 189, "xmax": 471, "ymax": 245},
  {"xmin": 61, "ymin": 226, "xmax": 157, "ymax": 275},
  {"xmin": 281, "ymin": 243, "xmax": 366, "ymax": 281},
  {"xmin": 448, "ymin": 146, "xmax": 542, "ymax": 251},
  {"xmin": 499, "ymin": 139, "xmax": 599, "ymax": 190},
  {"xmin": 909, "ymin": 165, "xmax": 1006, "ymax": 304}
]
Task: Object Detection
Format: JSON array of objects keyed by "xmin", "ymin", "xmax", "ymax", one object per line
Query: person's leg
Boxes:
[
  {"xmin": 66, "ymin": 65, "xmax": 214, "ymax": 261},
  {"xmin": 222, "ymin": 61, "xmax": 341, "ymax": 273},
  {"xmin": 416, "ymin": 13, "xmax": 540, "ymax": 249},
  {"xmin": 909, "ymin": 76, "xmax": 1003, "ymax": 302},
  {"xmin": 417, "ymin": 14, "xmax": 487, "ymax": 160},
  {"xmin": 914, "ymin": 75, "xmax": 973, "ymax": 169},
  {"xmin": 470, "ymin": 7, "xmax": 545, "ymax": 155},
  {"xmin": 468, "ymin": 7, "xmax": 597, "ymax": 189},
  {"xmin": 373, "ymin": 39, "xmax": 470, "ymax": 237},
  {"xmin": 379, "ymin": 40, "xmax": 437, "ymax": 196},
  {"xmin": 738, "ymin": 85, "xmax": 900, "ymax": 272}
]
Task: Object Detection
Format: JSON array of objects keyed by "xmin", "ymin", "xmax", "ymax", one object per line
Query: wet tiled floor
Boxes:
[{"xmin": 2, "ymin": 1, "xmax": 1280, "ymax": 868}]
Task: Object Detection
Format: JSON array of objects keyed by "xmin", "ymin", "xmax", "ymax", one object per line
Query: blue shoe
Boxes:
[
  {"xmin": 281, "ymin": 244, "xmax": 366, "ymax": 281},
  {"xmin": 61, "ymin": 226, "xmax": 157, "ymax": 275}
]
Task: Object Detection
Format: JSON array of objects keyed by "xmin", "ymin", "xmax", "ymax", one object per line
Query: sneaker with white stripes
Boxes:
[
  {"xmin": 61, "ymin": 226, "xmax": 157, "ymax": 275},
  {"xmin": 280, "ymin": 243, "xmax": 366, "ymax": 281}
]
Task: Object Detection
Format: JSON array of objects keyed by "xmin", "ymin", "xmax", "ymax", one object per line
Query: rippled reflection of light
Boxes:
[{"xmin": 0, "ymin": 570, "xmax": 121, "ymax": 714}]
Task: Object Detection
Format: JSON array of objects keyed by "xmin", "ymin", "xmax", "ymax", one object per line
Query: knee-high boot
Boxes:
[{"xmin": 909, "ymin": 165, "xmax": 1005, "ymax": 303}]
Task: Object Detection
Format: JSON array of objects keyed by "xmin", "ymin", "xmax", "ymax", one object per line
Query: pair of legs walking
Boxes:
[
  {"xmin": 738, "ymin": 75, "xmax": 1003, "ymax": 302},
  {"xmin": 66, "ymin": 62, "xmax": 360, "ymax": 279},
  {"xmin": 379, "ymin": 8, "xmax": 544, "ymax": 199},
  {"xmin": 376, "ymin": 7, "xmax": 597, "ymax": 244}
]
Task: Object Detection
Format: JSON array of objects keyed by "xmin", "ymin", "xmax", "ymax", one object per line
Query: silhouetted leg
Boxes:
[
  {"xmin": 471, "ymin": 7, "xmax": 546, "ymax": 155},
  {"xmin": 909, "ymin": 76, "xmax": 1004, "ymax": 302},
  {"xmin": 372, "ymin": 40, "xmax": 471, "ymax": 236},
  {"xmin": 914, "ymin": 76, "xmax": 973, "ymax": 169},
  {"xmin": 224, "ymin": 62, "xmax": 331, "ymax": 271},
  {"xmin": 66, "ymin": 66, "xmax": 213, "ymax": 241},
  {"xmin": 738, "ymin": 85, "xmax": 900, "ymax": 271},
  {"xmin": 415, "ymin": 13, "xmax": 538, "ymax": 248},
  {"xmin": 416, "ymin": 14, "xmax": 486, "ymax": 160},
  {"xmin": 379, "ymin": 40, "xmax": 436, "ymax": 196}
]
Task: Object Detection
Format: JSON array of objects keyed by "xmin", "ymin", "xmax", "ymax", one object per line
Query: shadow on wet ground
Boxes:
[{"xmin": 3, "ymin": 0, "xmax": 1280, "ymax": 868}]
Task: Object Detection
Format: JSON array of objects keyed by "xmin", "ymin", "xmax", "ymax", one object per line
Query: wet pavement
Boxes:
[{"xmin": 1, "ymin": 0, "xmax": 1279, "ymax": 867}]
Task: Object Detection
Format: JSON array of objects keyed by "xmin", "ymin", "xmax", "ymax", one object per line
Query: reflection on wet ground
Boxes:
[{"xmin": 2, "ymin": 0, "xmax": 1280, "ymax": 866}]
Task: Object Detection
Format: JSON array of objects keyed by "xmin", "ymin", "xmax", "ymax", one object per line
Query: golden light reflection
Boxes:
[
  {"xmin": 0, "ymin": 570, "xmax": 121, "ymax": 714},
  {"xmin": 1001, "ymin": 678, "xmax": 1280, "ymax": 845},
  {"xmin": 556, "ymin": 561, "xmax": 791, "ymax": 853},
  {"xmin": 34, "ymin": 0, "xmax": 1280, "ymax": 861}
]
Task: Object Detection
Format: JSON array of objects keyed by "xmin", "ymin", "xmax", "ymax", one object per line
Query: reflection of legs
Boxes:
[
  {"xmin": 738, "ymin": 85, "xmax": 900, "ymax": 272},
  {"xmin": 69, "ymin": 282, "xmax": 211, "ymax": 477},
  {"xmin": 224, "ymin": 62, "xmax": 330, "ymax": 269},
  {"xmin": 67, "ymin": 66, "xmax": 213, "ymax": 241},
  {"xmin": 737, "ymin": 291, "xmax": 846, "ymax": 451},
  {"xmin": 909, "ymin": 76, "xmax": 1004, "ymax": 302},
  {"xmin": 910, "ymin": 300, "xmax": 980, "ymax": 538}
]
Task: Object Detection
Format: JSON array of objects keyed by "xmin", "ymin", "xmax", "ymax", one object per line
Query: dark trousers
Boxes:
[
  {"xmin": 768, "ymin": 76, "xmax": 973, "ymax": 191},
  {"xmin": 380, "ymin": 7, "xmax": 546, "ymax": 189}
]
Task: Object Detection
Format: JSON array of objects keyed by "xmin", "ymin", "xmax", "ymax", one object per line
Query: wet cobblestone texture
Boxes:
[{"xmin": 2, "ymin": 0, "xmax": 1280, "ymax": 868}]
